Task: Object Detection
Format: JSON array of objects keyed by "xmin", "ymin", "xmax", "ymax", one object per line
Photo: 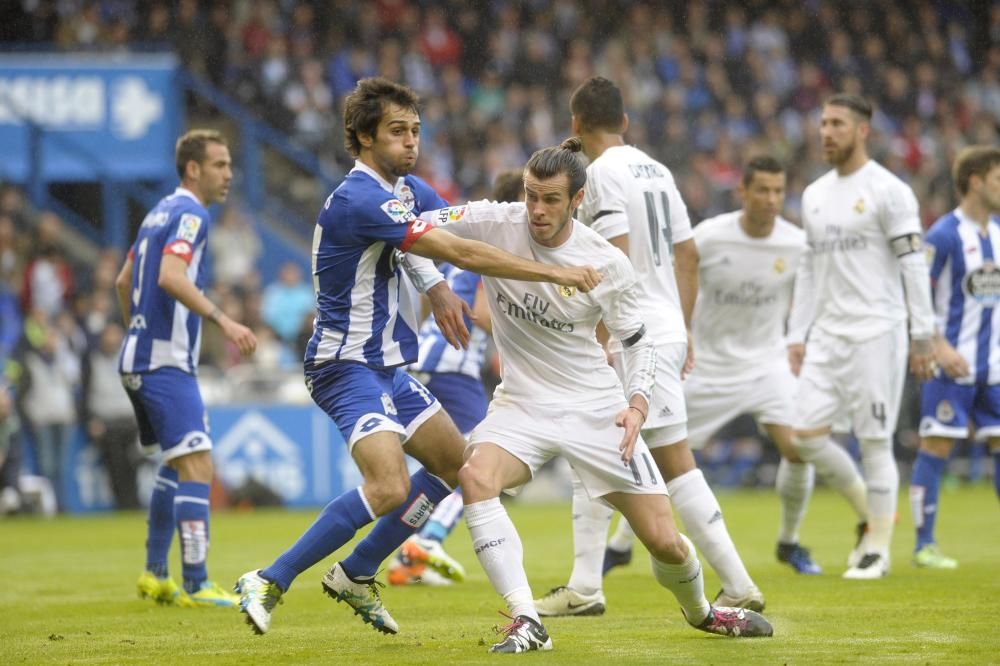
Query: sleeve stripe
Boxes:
[
  {"xmin": 623, "ymin": 324, "xmax": 646, "ymax": 348},
  {"xmin": 592, "ymin": 209, "xmax": 624, "ymax": 221}
]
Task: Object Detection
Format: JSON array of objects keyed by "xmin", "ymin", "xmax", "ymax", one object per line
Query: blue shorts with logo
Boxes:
[
  {"xmin": 121, "ymin": 366, "xmax": 212, "ymax": 462},
  {"xmin": 919, "ymin": 376, "xmax": 1000, "ymax": 440},
  {"xmin": 422, "ymin": 372, "xmax": 488, "ymax": 435},
  {"xmin": 306, "ymin": 362, "xmax": 441, "ymax": 450}
]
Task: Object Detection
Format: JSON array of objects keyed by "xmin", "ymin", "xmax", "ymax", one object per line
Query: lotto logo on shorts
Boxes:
[
  {"xmin": 121, "ymin": 373, "xmax": 143, "ymax": 390},
  {"xmin": 400, "ymin": 493, "xmax": 433, "ymax": 528}
]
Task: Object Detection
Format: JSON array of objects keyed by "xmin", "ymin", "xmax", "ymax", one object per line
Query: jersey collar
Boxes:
[
  {"xmin": 351, "ymin": 160, "xmax": 401, "ymax": 194},
  {"xmin": 172, "ymin": 186, "xmax": 201, "ymax": 204}
]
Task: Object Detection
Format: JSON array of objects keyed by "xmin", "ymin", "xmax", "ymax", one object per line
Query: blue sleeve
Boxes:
[
  {"xmin": 924, "ymin": 220, "xmax": 952, "ymax": 284},
  {"xmin": 337, "ymin": 188, "xmax": 430, "ymax": 252},
  {"xmin": 407, "ymin": 176, "xmax": 449, "ymax": 212}
]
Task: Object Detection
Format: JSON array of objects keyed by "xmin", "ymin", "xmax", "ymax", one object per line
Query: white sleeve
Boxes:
[
  {"xmin": 419, "ymin": 200, "xmax": 524, "ymax": 242},
  {"xmin": 597, "ymin": 259, "xmax": 656, "ymax": 403},
  {"xmin": 398, "ymin": 253, "xmax": 444, "ymax": 293},
  {"xmin": 787, "ymin": 233, "xmax": 816, "ymax": 345},
  {"xmin": 880, "ymin": 181, "xmax": 935, "ymax": 339},
  {"xmin": 665, "ymin": 177, "xmax": 694, "ymax": 245},
  {"xmin": 579, "ymin": 166, "xmax": 630, "ymax": 240},
  {"xmin": 899, "ymin": 251, "xmax": 936, "ymax": 340}
]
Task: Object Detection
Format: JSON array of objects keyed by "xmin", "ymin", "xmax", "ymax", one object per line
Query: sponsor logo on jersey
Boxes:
[
  {"xmin": 712, "ymin": 281, "xmax": 777, "ymax": 307},
  {"xmin": 381, "ymin": 392, "xmax": 398, "ymax": 415},
  {"xmin": 961, "ymin": 261, "xmax": 1000, "ymax": 306},
  {"xmin": 809, "ymin": 225, "xmax": 867, "ymax": 255},
  {"xmin": 395, "ymin": 183, "xmax": 415, "ymax": 209},
  {"xmin": 177, "ymin": 213, "xmax": 202, "ymax": 242},
  {"xmin": 853, "ymin": 198, "xmax": 865, "ymax": 214},
  {"xmin": 435, "ymin": 206, "xmax": 467, "ymax": 225},
  {"xmin": 935, "ymin": 400, "xmax": 954, "ymax": 422},
  {"xmin": 495, "ymin": 291, "xmax": 575, "ymax": 332},
  {"xmin": 380, "ymin": 198, "xmax": 416, "ymax": 224},
  {"xmin": 773, "ymin": 257, "xmax": 786, "ymax": 274},
  {"xmin": 558, "ymin": 285, "xmax": 576, "ymax": 298}
]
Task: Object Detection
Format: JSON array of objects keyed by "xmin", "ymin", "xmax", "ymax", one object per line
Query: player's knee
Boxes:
[
  {"xmin": 457, "ymin": 460, "xmax": 498, "ymax": 501},
  {"xmin": 169, "ymin": 446, "xmax": 213, "ymax": 482},
  {"xmin": 645, "ymin": 528, "xmax": 686, "ymax": 565},
  {"xmin": 365, "ymin": 475, "xmax": 411, "ymax": 516}
]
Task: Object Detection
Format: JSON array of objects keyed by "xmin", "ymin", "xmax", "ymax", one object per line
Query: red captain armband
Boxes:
[
  {"xmin": 399, "ymin": 217, "xmax": 434, "ymax": 252},
  {"xmin": 164, "ymin": 239, "xmax": 194, "ymax": 263}
]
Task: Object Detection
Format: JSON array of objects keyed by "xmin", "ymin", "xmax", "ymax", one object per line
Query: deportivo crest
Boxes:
[
  {"xmin": 773, "ymin": 257, "xmax": 786, "ymax": 274},
  {"xmin": 925, "ymin": 243, "xmax": 936, "ymax": 265},
  {"xmin": 395, "ymin": 183, "xmax": 416, "ymax": 209},
  {"xmin": 558, "ymin": 285, "xmax": 576, "ymax": 298},
  {"xmin": 177, "ymin": 213, "xmax": 202, "ymax": 242},
  {"xmin": 935, "ymin": 400, "xmax": 954, "ymax": 423},
  {"xmin": 380, "ymin": 199, "xmax": 416, "ymax": 224},
  {"xmin": 853, "ymin": 198, "xmax": 865, "ymax": 214}
]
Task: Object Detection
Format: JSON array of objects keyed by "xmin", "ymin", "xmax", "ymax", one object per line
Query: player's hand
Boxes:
[
  {"xmin": 555, "ymin": 266, "xmax": 602, "ymax": 293},
  {"xmin": 787, "ymin": 343, "xmax": 806, "ymax": 377},
  {"xmin": 427, "ymin": 281, "xmax": 471, "ymax": 350},
  {"xmin": 87, "ymin": 418, "xmax": 107, "ymax": 439},
  {"xmin": 909, "ymin": 337, "xmax": 936, "ymax": 381},
  {"xmin": 682, "ymin": 329, "xmax": 695, "ymax": 379},
  {"xmin": 614, "ymin": 404, "xmax": 646, "ymax": 466},
  {"xmin": 933, "ymin": 338, "xmax": 969, "ymax": 379},
  {"xmin": 222, "ymin": 319, "xmax": 258, "ymax": 356}
]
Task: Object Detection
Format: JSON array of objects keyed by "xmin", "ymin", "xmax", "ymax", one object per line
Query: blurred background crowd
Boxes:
[{"xmin": 0, "ymin": 0, "xmax": 997, "ymax": 511}]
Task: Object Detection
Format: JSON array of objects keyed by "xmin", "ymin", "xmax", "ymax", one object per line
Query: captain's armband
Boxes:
[{"xmin": 890, "ymin": 233, "xmax": 922, "ymax": 258}]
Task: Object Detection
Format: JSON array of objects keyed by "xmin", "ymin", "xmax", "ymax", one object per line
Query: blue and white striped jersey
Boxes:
[
  {"xmin": 926, "ymin": 208, "xmax": 1000, "ymax": 385},
  {"xmin": 411, "ymin": 264, "xmax": 488, "ymax": 378},
  {"xmin": 119, "ymin": 187, "xmax": 210, "ymax": 375},
  {"xmin": 304, "ymin": 161, "xmax": 446, "ymax": 369}
]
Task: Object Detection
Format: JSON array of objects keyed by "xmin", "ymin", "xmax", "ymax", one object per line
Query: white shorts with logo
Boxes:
[
  {"xmin": 613, "ymin": 341, "xmax": 688, "ymax": 447},
  {"xmin": 795, "ymin": 325, "xmax": 908, "ymax": 439},
  {"xmin": 684, "ymin": 360, "xmax": 797, "ymax": 450},
  {"xmin": 468, "ymin": 394, "xmax": 666, "ymax": 500}
]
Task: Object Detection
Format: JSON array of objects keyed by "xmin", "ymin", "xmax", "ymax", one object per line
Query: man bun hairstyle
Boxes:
[
  {"xmin": 525, "ymin": 139, "xmax": 587, "ymax": 197},
  {"xmin": 343, "ymin": 77, "xmax": 420, "ymax": 157},
  {"xmin": 175, "ymin": 129, "xmax": 227, "ymax": 179},
  {"xmin": 570, "ymin": 76, "xmax": 625, "ymax": 133}
]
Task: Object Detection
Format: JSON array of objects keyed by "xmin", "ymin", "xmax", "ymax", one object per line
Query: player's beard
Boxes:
[{"xmin": 823, "ymin": 136, "xmax": 857, "ymax": 167}]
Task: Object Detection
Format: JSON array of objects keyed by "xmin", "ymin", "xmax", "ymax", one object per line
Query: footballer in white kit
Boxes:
[
  {"xmin": 425, "ymin": 143, "xmax": 772, "ymax": 652},
  {"xmin": 787, "ymin": 95, "xmax": 935, "ymax": 580}
]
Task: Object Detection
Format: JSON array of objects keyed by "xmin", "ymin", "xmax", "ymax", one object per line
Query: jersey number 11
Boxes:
[{"xmin": 644, "ymin": 191, "xmax": 673, "ymax": 266}]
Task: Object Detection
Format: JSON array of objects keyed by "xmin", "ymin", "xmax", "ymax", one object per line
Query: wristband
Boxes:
[{"xmin": 628, "ymin": 405, "xmax": 647, "ymax": 421}]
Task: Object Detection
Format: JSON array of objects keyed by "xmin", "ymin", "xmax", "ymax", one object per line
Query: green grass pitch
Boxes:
[{"xmin": 2, "ymin": 485, "xmax": 998, "ymax": 664}]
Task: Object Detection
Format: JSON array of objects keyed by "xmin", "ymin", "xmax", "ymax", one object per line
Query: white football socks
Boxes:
[
  {"xmin": 776, "ymin": 459, "xmax": 815, "ymax": 544},
  {"xmin": 859, "ymin": 438, "xmax": 898, "ymax": 556},
  {"xmin": 650, "ymin": 533, "xmax": 711, "ymax": 625},
  {"xmin": 795, "ymin": 434, "xmax": 869, "ymax": 521},
  {"xmin": 567, "ymin": 478, "xmax": 613, "ymax": 596},
  {"xmin": 465, "ymin": 497, "xmax": 538, "ymax": 622},
  {"xmin": 667, "ymin": 468, "xmax": 755, "ymax": 597}
]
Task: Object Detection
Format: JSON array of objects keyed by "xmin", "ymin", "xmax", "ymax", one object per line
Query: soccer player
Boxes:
[
  {"xmin": 787, "ymin": 94, "xmax": 936, "ymax": 579},
  {"xmin": 429, "ymin": 141, "xmax": 771, "ymax": 653},
  {"xmin": 235, "ymin": 78, "xmax": 600, "ymax": 636},
  {"xmin": 535, "ymin": 76, "xmax": 764, "ymax": 617},
  {"xmin": 388, "ymin": 169, "xmax": 522, "ymax": 587},
  {"xmin": 120, "ymin": 129, "xmax": 258, "ymax": 607},
  {"xmin": 685, "ymin": 156, "xmax": 820, "ymax": 575},
  {"xmin": 912, "ymin": 145, "xmax": 1000, "ymax": 569}
]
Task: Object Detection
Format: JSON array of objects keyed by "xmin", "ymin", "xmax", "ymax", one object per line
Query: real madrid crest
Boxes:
[
  {"xmin": 935, "ymin": 400, "xmax": 954, "ymax": 423},
  {"xmin": 853, "ymin": 198, "xmax": 865, "ymax": 214},
  {"xmin": 558, "ymin": 285, "xmax": 576, "ymax": 298},
  {"xmin": 773, "ymin": 257, "xmax": 786, "ymax": 274}
]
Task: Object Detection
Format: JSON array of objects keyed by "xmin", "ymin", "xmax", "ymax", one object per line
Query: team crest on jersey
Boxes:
[
  {"xmin": 177, "ymin": 213, "xmax": 202, "ymax": 242},
  {"xmin": 773, "ymin": 257, "xmax": 786, "ymax": 274},
  {"xmin": 935, "ymin": 400, "xmax": 954, "ymax": 423},
  {"xmin": 380, "ymin": 199, "xmax": 416, "ymax": 224},
  {"xmin": 853, "ymin": 198, "xmax": 865, "ymax": 214},
  {"xmin": 381, "ymin": 392, "xmax": 398, "ymax": 416},
  {"xmin": 924, "ymin": 243, "xmax": 936, "ymax": 266},
  {"xmin": 558, "ymin": 285, "xmax": 576, "ymax": 298},
  {"xmin": 121, "ymin": 373, "xmax": 143, "ymax": 391},
  {"xmin": 394, "ymin": 183, "xmax": 416, "ymax": 209}
]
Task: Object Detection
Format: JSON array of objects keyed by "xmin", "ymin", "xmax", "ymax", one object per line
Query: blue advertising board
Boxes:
[
  {"xmin": 63, "ymin": 404, "xmax": 359, "ymax": 513},
  {"xmin": 0, "ymin": 54, "xmax": 180, "ymax": 182}
]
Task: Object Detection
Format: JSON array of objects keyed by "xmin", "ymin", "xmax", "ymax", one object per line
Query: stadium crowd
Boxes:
[{"xmin": 0, "ymin": 0, "xmax": 997, "ymax": 510}]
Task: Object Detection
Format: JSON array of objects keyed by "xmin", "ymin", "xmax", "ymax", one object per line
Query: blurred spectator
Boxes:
[
  {"xmin": 283, "ymin": 59, "xmax": 335, "ymax": 150},
  {"xmin": 262, "ymin": 261, "xmax": 314, "ymax": 346},
  {"xmin": 80, "ymin": 322, "xmax": 140, "ymax": 510},
  {"xmin": 12, "ymin": 310, "xmax": 78, "ymax": 510},
  {"xmin": 21, "ymin": 212, "xmax": 73, "ymax": 318},
  {"xmin": 0, "ymin": 379, "xmax": 20, "ymax": 515},
  {"xmin": 208, "ymin": 207, "xmax": 261, "ymax": 288}
]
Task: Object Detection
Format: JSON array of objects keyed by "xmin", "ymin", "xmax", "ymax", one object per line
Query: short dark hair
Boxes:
[
  {"xmin": 570, "ymin": 76, "xmax": 625, "ymax": 133},
  {"xmin": 953, "ymin": 145, "xmax": 1000, "ymax": 197},
  {"xmin": 175, "ymin": 129, "xmax": 227, "ymax": 179},
  {"xmin": 824, "ymin": 93, "xmax": 873, "ymax": 121},
  {"xmin": 742, "ymin": 155, "xmax": 785, "ymax": 187},
  {"xmin": 343, "ymin": 77, "xmax": 420, "ymax": 157},
  {"xmin": 493, "ymin": 168, "xmax": 524, "ymax": 203},
  {"xmin": 525, "ymin": 138, "xmax": 588, "ymax": 197}
]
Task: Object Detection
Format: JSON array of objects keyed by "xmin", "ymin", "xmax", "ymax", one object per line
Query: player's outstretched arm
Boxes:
[
  {"xmin": 408, "ymin": 228, "xmax": 602, "ymax": 293},
  {"xmin": 158, "ymin": 254, "xmax": 258, "ymax": 356},
  {"xmin": 114, "ymin": 256, "xmax": 133, "ymax": 326}
]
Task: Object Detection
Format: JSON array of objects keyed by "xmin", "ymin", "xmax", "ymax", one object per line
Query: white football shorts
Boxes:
[
  {"xmin": 795, "ymin": 324, "xmax": 908, "ymax": 439},
  {"xmin": 468, "ymin": 393, "xmax": 666, "ymax": 500},
  {"xmin": 612, "ymin": 341, "xmax": 688, "ymax": 447}
]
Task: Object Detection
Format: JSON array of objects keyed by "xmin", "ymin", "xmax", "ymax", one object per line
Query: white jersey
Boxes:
[
  {"xmin": 790, "ymin": 160, "xmax": 926, "ymax": 343},
  {"xmin": 577, "ymin": 145, "xmax": 692, "ymax": 351},
  {"xmin": 429, "ymin": 200, "xmax": 653, "ymax": 406},
  {"xmin": 692, "ymin": 211, "xmax": 807, "ymax": 384}
]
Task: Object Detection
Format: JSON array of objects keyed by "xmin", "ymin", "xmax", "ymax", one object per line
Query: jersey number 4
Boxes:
[{"xmin": 643, "ymin": 191, "xmax": 673, "ymax": 266}]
